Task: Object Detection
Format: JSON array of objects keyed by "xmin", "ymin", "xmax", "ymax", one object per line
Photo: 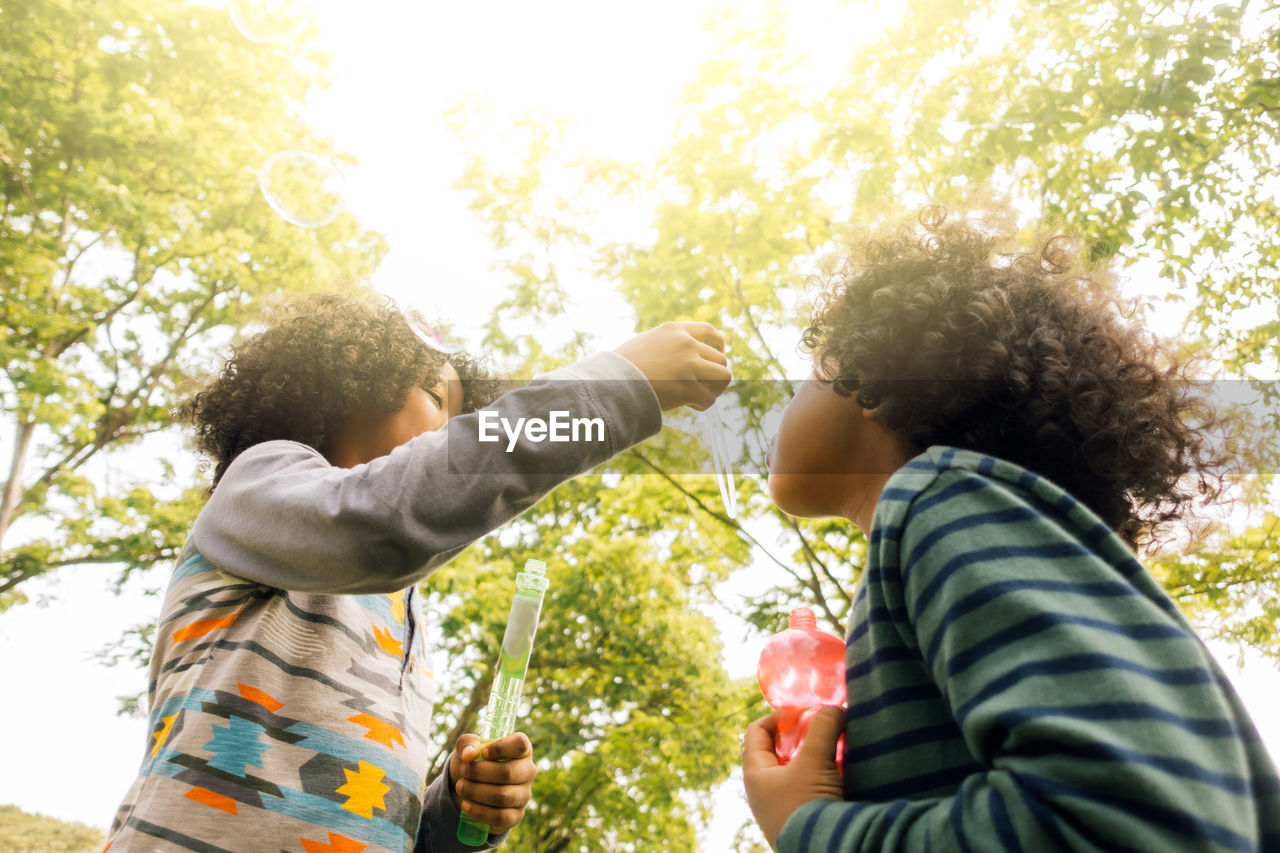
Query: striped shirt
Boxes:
[{"xmin": 780, "ymin": 447, "xmax": 1280, "ymax": 852}]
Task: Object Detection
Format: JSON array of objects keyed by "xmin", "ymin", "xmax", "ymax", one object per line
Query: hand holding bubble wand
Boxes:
[{"xmin": 457, "ymin": 559, "xmax": 550, "ymax": 847}]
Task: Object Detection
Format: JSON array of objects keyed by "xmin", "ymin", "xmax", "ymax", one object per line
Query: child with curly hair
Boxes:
[
  {"xmin": 106, "ymin": 292, "xmax": 730, "ymax": 853},
  {"xmin": 743, "ymin": 206, "xmax": 1280, "ymax": 852}
]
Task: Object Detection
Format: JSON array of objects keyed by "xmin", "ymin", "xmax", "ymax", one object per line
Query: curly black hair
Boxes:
[
  {"xmin": 802, "ymin": 205, "xmax": 1231, "ymax": 548},
  {"xmin": 178, "ymin": 292, "xmax": 505, "ymax": 487}
]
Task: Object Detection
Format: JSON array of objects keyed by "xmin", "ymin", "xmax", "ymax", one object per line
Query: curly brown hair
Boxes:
[
  {"xmin": 178, "ymin": 292, "xmax": 504, "ymax": 487},
  {"xmin": 802, "ymin": 205, "xmax": 1230, "ymax": 548}
]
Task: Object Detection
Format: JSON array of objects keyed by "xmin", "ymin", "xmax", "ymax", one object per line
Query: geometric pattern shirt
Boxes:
[
  {"xmin": 104, "ymin": 352, "xmax": 662, "ymax": 852},
  {"xmin": 107, "ymin": 554, "xmax": 445, "ymax": 853},
  {"xmin": 779, "ymin": 446, "xmax": 1280, "ymax": 852}
]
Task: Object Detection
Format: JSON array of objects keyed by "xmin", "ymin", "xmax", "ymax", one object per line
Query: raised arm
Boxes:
[{"xmin": 190, "ymin": 352, "xmax": 660, "ymax": 593}]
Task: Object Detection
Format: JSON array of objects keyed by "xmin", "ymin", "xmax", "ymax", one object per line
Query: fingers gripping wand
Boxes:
[{"xmin": 457, "ymin": 559, "xmax": 550, "ymax": 846}]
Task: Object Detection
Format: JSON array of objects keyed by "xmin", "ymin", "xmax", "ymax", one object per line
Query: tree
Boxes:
[
  {"xmin": 435, "ymin": 3, "xmax": 1280, "ymax": 844},
  {"xmin": 809, "ymin": 0, "xmax": 1280, "ymax": 657},
  {"xmin": 420, "ymin": 475, "xmax": 759, "ymax": 852},
  {"xmin": 0, "ymin": 804, "xmax": 104, "ymax": 853},
  {"xmin": 449, "ymin": 69, "xmax": 861, "ymax": 640},
  {"xmin": 0, "ymin": 0, "xmax": 386, "ymax": 606},
  {"xmin": 448, "ymin": 0, "xmax": 1280, "ymax": 675},
  {"xmin": 436, "ymin": 68, "xmax": 857, "ymax": 846}
]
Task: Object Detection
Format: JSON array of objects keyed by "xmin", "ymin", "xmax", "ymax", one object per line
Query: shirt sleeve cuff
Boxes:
[{"xmin": 776, "ymin": 798, "xmax": 829, "ymax": 853}]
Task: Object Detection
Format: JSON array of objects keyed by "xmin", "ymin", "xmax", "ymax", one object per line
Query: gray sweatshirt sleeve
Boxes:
[{"xmin": 189, "ymin": 351, "xmax": 661, "ymax": 593}]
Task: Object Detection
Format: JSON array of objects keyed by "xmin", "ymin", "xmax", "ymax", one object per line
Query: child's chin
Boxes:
[{"xmin": 767, "ymin": 474, "xmax": 818, "ymax": 519}]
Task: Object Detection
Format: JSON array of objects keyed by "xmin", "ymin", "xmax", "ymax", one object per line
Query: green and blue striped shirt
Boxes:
[{"xmin": 780, "ymin": 447, "xmax": 1280, "ymax": 852}]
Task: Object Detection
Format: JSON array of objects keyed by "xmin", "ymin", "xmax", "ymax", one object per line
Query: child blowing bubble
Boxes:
[
  {"xmin": 105, "ymin": 292, "xmax": 730, "ymax": 853},
  {"xmin": 743, "ymin": 206, "xmax": 1280, "ymax": 852}
]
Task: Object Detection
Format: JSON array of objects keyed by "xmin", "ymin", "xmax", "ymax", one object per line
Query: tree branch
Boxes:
[
  {"xmin": 625, "ymin": 447, "xmax": 798, "ymax": 577},
  {"xmin": 537, "ymin": 754, "xmax": 607, "ymax": 852},
  {"xmin": 0, "ymin": 418, "xmax": 35, "ymax": 549},
  {"xmin": 778, "ymin": 513, "xmax": 851, "ymax": 626},
  {"xmin": 34, "ymin": 284, "xmax": 220, "ymax": 492},
  {"xmin": 425, "ymin": 671, "xmax": 493, "ymax": 786},
  {"xmin": 59, "ymin": 228, "xmax": 112, "ymax": 291},
  {"xmin": 0, "ymin": 567, "xmax": 33, "ymax": 597}
]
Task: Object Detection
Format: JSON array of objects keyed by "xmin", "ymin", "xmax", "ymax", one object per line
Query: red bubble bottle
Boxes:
[{"xmin": 757, "ymin": 608, "xmax": 846, "ymax": 768}]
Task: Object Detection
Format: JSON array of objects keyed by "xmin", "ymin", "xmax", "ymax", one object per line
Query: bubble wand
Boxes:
[
  {"xmin": 699, "ymin": 401, "xmax": 738, "ymax": 518},
  {"xmin": 662, "ymin": 398, "xmax": 739, "ymax": 518},
  {"xmin": 457, "ymin": 559, "xmax": 550, "ymax": 846}
]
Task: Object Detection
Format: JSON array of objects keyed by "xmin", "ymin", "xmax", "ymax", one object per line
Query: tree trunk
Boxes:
[{"xmin": 0, "ymin": 417, "xmax": 34, "ymax": 549}]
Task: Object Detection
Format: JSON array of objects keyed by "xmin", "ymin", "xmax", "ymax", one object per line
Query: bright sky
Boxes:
[
  {"xmin": 299, "ymin": 0, "xmax": 875, "ymax": 344},
  {"xmin": 1, "ymin": 0, "xmax": 1277, "ymax": 848}
]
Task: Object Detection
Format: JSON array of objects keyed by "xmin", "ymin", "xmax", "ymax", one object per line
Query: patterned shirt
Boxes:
[
  {"xmin": 105, "ymin": 353, "xmax": 661, "ymax": 852},
  {"xmin": 109, "ymin": 555, "xmax": 443, "ymax": 852},
  {"xmin": 780, "ymin": 447, "xmax": 1280, "ymax": 852}
]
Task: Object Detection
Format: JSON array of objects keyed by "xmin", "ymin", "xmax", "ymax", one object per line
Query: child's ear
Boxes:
[{"xmin": 860, "ymin": 403, "xmax": 881, "ymax": 420}]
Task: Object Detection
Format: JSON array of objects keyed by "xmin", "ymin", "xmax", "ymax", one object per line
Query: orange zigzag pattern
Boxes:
[
  {"xmin": 371, "ymin": 624, "xmax": 402, "ymax": 657},
  {"xmin": 172, "ymin": 613, "xmax": 239, "ymax": 642},
  {"xmin": 348, "ymin": 713, "xmax": 406, "ymax": 750},
  {"xmin": 300, "ymin": 832, "xmax": 367, "ymax": 853},
  {"xmin": 238, "ymin": 682, "xmax": 283, "ymax": 712},
  {"xmin": 185, "ymin": 787, "xmax": 238, "ymax": 815}
]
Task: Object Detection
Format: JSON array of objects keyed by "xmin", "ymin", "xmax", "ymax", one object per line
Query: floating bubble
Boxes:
[
  {"xmin": 258, "ymin": 151, "xmax": 346, "ymax": 228},
  {"xmin": 408, "ymin": 320, "xmax": 466, "ymax": 355},
  {"xmin": 226, "ymin": 0, "xmax": 311, "ymax": 44}
]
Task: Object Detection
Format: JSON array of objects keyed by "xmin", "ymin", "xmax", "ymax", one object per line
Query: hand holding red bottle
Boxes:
[{"xmin": 756, "ymin": 608, "xmax": 846, "ymax": 768}]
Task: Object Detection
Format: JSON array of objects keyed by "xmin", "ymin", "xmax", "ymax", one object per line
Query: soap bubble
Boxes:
[
  {"xmin": 408, "ymin": 320, "xmax": 466, "ymax": 355},
  {"xmin": 258, "ymin": 151, "xmax": 346, "ymax": 228},
  {"xmin": 226, "ymin": 0, "xmax": 311, "ymax": 44}
]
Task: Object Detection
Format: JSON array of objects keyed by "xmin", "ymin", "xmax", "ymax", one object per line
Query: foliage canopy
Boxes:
[{"xmin": 0, "ymin": 0, "xmax": 385, "ymax": 606}]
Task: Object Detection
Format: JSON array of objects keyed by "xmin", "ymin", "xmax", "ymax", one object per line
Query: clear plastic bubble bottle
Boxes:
[
  {"xmin": 756, "ymin": 608, "xmax": 846, "ymax": 767},
  {"xmin": 457, "ymin": 559, "xmax": 550, "ymax": 847}
]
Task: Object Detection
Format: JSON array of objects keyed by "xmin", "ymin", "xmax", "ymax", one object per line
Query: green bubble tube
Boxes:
[{"xmin": 457, "ymin": 558, "xmax": 550, "ymax": 846}]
